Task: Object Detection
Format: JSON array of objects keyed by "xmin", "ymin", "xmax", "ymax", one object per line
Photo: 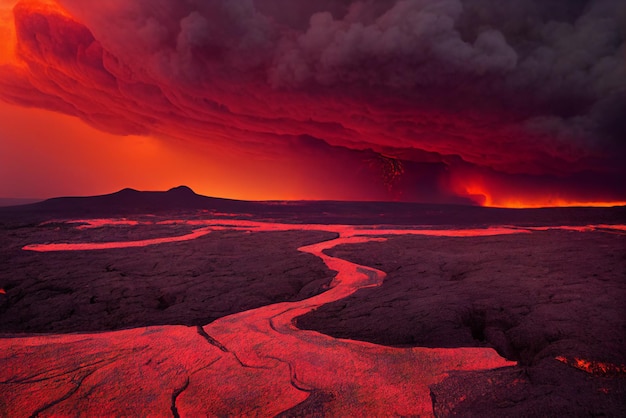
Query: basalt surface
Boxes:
[
  {"xmin": 0, "ymin": 205, "xmax": 624, "ymax": 416},
  {"xmin": 298, "ymin": 230, "xmax": 626, "ymax": 416},
  {"xmin": 0, "ymin": 222, "xmax": 336, "ymax": 333}
]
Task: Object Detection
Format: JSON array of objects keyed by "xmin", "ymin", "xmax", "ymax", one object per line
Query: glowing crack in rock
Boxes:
[
  {"xmin": 4, "ymin": 218, "xmax": 624, "ymax": 415},
  {"xmin": 73, "ymin": 219, "xmax": 140, "ymax": 229},
  {"xmin": 556, "ymin": 356, "xmax": 626, "ymax": 377}
]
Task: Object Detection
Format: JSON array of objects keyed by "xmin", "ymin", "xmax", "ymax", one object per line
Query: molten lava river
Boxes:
[{"xmin": 4, "ymin": 219, "xmax": 623, "ymax": 416}]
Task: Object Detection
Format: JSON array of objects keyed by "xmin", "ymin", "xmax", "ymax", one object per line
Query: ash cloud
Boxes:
[{"xmin": 1, "ymin": 0, "xmax": 625, "ymax": 203}]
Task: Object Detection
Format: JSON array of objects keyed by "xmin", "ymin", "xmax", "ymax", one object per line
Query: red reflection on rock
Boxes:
[
  {"xmin": 12, "ymin": 217, "xmax": 623, "ymax": 415},
  {"xmin": 72, "ymin": 218, "xmax": 140, "ymax": 229},
  {"xmin": 556, "ymin": 356, "xmax": 626, "ymax": 377},
  {"xmin": 191, "ymin": 231, "xmax": 516, "ymax": 416},
  {"xmin": 519, "ymin": 224, "xmax": 626, "ymax": 235},
  {"xmin": 23, "ymin": 227, "xmax": 212, "ymax": 251}
]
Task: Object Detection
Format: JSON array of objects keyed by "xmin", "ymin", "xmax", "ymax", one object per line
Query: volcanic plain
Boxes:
[{"xmin": 0, "ymin": 187, "xmax": 624, "ymax": 416}]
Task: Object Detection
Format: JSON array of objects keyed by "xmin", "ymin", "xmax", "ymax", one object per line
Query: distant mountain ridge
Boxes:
[
  {"xmin": 5, "ymin": 186, "xmax": 254, "ymax": 215},
  {"xmin": 0, "ymin": 198, "xmax": 43, "ymax": 207},
  {"xmin": 1, "ymin": 186, "xmax": 624, "ymax": 227}
]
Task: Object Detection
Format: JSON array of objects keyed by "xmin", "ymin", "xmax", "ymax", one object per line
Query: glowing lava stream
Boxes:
[
  {"xmin": 22, "ymin": 227, "xmax": 213, "ymax": 251},
  {"xmin": 192, "ymin": 231, "xmax": 516, "ymax": 416},
  {"xmin": 9, "ymin": 220, "xmax": 622, "ymax": 416}
]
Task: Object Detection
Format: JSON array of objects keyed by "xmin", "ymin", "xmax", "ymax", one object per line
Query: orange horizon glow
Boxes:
[
  {"xmin": 0, "ymin": 0, "xmax": 625, "ymax": 208},
  {"xmin": 452, "ymin": 178, "xmax": 626, "ymax": 209},
  {"xmin": 0, "ymin": 101, "xmax": 325, "ymax": 202},
  {"xmin": 1, "ymin": 97, "xmax": 624, "ymax": 209},
  {"xmin": 488, "ymin": 200, "xmax": 626, "ymax": 209},
  {"xmin": 1, "ymin": 2, "xmax": 624, "ymax": 415}
]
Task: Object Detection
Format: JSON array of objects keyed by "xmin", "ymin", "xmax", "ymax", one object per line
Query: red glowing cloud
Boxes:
[{"xmin": 0, "ymin": 0, "xmax": 625, "ymax": 205}]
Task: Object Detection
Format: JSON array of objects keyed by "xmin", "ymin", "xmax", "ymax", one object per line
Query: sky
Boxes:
[{"xmin": 0, "ymin": 0, "xmax": 625, "ymax": 207}]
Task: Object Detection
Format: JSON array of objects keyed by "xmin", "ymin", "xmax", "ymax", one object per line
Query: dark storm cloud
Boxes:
[
  {"xmin": 53, "ymin": 0, "xmax": 625, "ymax": 147},
  {"xmin": 56, "ymin": 1, "xmax": 624, "ymax": 98},
  {"xmin": 1, "ymin": 0, "xmax": 625, "ymax": 203}
]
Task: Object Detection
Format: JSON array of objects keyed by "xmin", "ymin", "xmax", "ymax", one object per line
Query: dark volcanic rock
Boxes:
[
  {"xmin": 297, "ymin": 230, "xmax": 626, "ymax": 416},
  {"xmin": 0, "ymin": 226, "xmax": 336, "ymax": 333},
  {"xmin": 1, "ymin": 186, "xmax": 624, "ymax": 226},
  {"xmin": 430, "ymin": 362, "xmax": 626, "ymax": 417},
  {"xmin": 1, "ymin": 191, "xmax": 625, "ymax": 415}
]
